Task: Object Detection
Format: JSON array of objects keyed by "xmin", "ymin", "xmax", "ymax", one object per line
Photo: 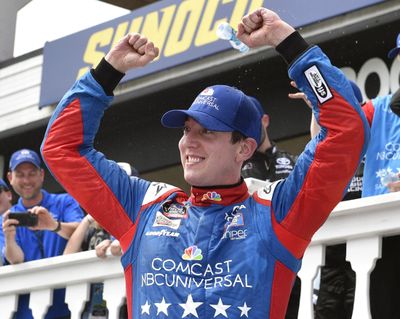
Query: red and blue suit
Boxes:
[{"xmin": 41, "ymin": 33, "xmax": 369, "ymax": 318}]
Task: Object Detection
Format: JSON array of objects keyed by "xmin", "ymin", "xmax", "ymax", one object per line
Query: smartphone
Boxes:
[{"xmin": 8, "ymin": 212, "xmax": 38, "ymax": 227}]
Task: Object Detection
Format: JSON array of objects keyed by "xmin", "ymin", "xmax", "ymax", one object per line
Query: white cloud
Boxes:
[{"xmin": 14, "ymin": 0, "xmax": 129, "ymax": 56}]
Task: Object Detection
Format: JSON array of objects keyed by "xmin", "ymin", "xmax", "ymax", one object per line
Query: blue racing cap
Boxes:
[
  {"xmin": 9, "ymin": 149, "xmax": 42, "ymax": 171},
  {"xmin": 349, "ymin": 80, "xmax": 363, "ymax": 104},
  {"xmin": 161, "ymin": 85, "xmax": 262, "ymax": 145},
  {"xmin": 0, "ymin": 178, "xmax": 10, "ymax": 190},
  {"xmin": 248, "ymin": 96, "xmax": 265, "ymax": 118},
  {"xmin": 388, "ymin": 33, "xmax": 400, "ymax": 59}
]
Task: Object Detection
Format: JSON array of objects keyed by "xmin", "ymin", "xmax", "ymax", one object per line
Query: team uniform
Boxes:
[
  {"xmin": 362, "ymin": 95, "xmax": 400, "ymax": 196},
  {"xmin": 241, "ymin": 144, "xmax": 298, "ymax": 182},
  {"xmin": 3, "ymin": 190, "xmax": 83, "ymax": 319},
  {"xmin": 41, "ymin": 35, "xmax": 369, "ymax": 319}
]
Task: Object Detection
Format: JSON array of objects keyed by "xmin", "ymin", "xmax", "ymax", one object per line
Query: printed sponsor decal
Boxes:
[
  {"xmin": 182, "ymin": 245, "xmax": 203, "ymax": 261},
  {"xmin": 162, "ymin": 200, "xmax": 188, "ymax": 218},
  {"xmin": 242, "ymin": 162, "xmax": 253, "ymax": 170},
  {"xmin": 304, "ymin": 65, "xmax": 333, "ymax": 104},
  {"xmin": 223, "ymin": 205, "xmax": 247, "ymax": 240},
  {"xmin": 376, "ymin": 142, "xmax": 400, "ymax": 161},
  {"xmin": 200, "ymin": 87, "xmax": 214, "ymax": 96},
  {"xmin": 153, "ymin": 211, "xmax": 181, "ymax": 229},
  {"xmin": 145, "ymin": 229, "xmax": 180, "ymax": 237},
  {"xmin": 276, "ymin": 157, "xmax": 291, "ymax": 165},
  {"xmin": 142, "ymin": 257, "xmax": 253, "ymax": 290},
  {"xmin": 201, "ymin": 191, "xmax": 222, "ymax": 202}
]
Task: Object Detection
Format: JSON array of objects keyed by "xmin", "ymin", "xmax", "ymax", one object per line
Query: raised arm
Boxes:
[
  {"xmin": 239, "ymin": 8, "xmax": 370, "ymax": 253},
  {"xmin": 41, "ymin": 35, "xmax": 159, "ymax": 245}
]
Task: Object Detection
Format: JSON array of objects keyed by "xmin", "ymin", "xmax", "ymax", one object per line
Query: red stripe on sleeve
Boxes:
[
  {"xmin": 269, "ymin": 261, "xmax": 296, "ymax": 319},
  {"xmin": 281, "ymin": 90, "xmax": 365, "ymax": 240},
  {"xmin": 124, "ymin": 264, "xmax": 133, "ymax": 319},
  {"xmin": 271, "ymin": 212, "xmax": 309, "ymax": 259},
  {"xmin": 42, "ymin": 99, "xmax": 134, "ymax": 240}
]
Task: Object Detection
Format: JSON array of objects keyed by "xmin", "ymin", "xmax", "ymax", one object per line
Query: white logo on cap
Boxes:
[{"xmin": 200, "ymin": 88, "xmax": 214, "ymax": 96}]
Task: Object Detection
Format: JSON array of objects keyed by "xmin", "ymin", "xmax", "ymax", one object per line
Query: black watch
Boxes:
[{"xmin": 52, "ymin": 220, "xmax": 61, "ymax": 233}]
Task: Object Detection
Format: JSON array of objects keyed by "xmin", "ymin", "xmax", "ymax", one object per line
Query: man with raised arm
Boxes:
[{"xmin": 41, "ymin": 7, "xmax": 369, "ymax": 319}]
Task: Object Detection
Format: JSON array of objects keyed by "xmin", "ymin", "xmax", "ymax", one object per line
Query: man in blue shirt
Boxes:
[
  {"xmin": 0, "ymin": 178, "xmax": 12, "ymax": 265},
  {"xmin": 2, "ymin": 148, "xmax": 84, "ymax": 318}
]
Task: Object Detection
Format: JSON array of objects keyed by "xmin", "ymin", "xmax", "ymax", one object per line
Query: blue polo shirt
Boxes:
[
  {"xmin": 7, "ymin": 190, "xmax": 84, "ymax": 319},
  {"xmin": 363, "ymin": 95, "xmax": 400, "ymax": 197}
]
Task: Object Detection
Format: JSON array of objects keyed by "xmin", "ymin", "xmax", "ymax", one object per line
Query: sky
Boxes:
[{"xmin": 14, "ymin": 0, "xmax": 129, "ymax": 57}]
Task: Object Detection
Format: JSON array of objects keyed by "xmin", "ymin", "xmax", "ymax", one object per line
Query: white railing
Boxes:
[{"xmin": 0, "ymin": 186, "xmax": 399, "ymax": 318}]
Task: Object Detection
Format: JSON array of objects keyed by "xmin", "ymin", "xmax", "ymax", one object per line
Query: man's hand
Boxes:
[
  {"xmin": 105, "ymin": 33, "xmax": 159, "ymax": 73},
  {"xmin": 388, "ymin": 175, "xmax": 400, "ymax": 192},
  {"xmin": 2, "ymin": 211, "xmax": 18, "ymax": 241},
  {"xmin": 95, "ymin": 239, "xmax": 112, "ymax": 258},
  {"xmin": 110, "ymin": 239, "xmax": 122, "ymax": 256},
  {"xmin": 237, "ymin": 8, "xmax": 295, "ymax": 48},
  {"xmin": 29, "ymin": 206, "xmax": 58, "ymax": 231},
  {"xmin": 288, "ymin": 81, "xmax": 312, "ymax": 109}
]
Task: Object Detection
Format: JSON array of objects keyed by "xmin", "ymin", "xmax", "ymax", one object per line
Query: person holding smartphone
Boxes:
[
  {"xmin": 1, "ymin": 148, "xmax": 84, "ymax": 319},
  {"xmin": 0, "ymin": 178, "xmax": 12, "ymax": 266}
]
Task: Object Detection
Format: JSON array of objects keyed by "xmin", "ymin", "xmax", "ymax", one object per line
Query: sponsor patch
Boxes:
[
  {"xmin": 145, "ymin": 229, "xmax": 180, "ymax": 237},
  {"xmin": 153, "ymin": 211, "xmax": 181, "ymax": 229},
  {"xmin": 162, "ymin": 200, "xmax": 188, "ymax": 218},
  {"xmin": 276, "ymin": 157, "xmax": 291, "ymax": 165},
  {"xmin": 304, "ymin": 65, "xmax": 333, "ymax": 104},
  {"xmin": 182, "ymin": 245, "xmax": 203, "ymax": 261},
  {"xmin": 201, "ymin": 191, "xmax": 222, "ymax": 202},
  {"xmin": 223, "ymin": 205, "xmax": 247, "ymax": 240}
]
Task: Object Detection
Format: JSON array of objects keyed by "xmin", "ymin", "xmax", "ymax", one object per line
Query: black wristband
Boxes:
[
  {"xmin": 52, "ymin": 220, "xmax": 61, "ymax": 233},
  {"xmin": 275, "ymin": 31, "xmax": 311, "ymax": 66},
  {"xmin": 91, "ymin": 57, "xmax": 125, "ymax": 96}
]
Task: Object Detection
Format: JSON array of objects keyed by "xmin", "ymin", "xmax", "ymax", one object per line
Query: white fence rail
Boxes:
[{"xmin": 0, "ymin": 189, "xmax": 399, "ymax": 318}]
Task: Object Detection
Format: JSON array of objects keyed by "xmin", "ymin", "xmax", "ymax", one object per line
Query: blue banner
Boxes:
[{"xmin": 40, "ymin": 0, "xmax": 384, "ymax": 107}]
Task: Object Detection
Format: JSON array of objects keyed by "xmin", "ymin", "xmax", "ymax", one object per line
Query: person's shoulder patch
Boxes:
[
  {"xmin": 304, "ymin": 65, "xmax": 333, "ymax": 104},
  {"xmin": 255, "ymin": 180, "xmax": 281, "ymax": 202},
  {"xmin": 142, "ymin": 182, "xmax": 177, "ymax": 206}
]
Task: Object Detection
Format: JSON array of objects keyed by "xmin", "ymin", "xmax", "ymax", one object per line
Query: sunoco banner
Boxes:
[{"xmin": 39, "ymin": 0, "xmax": 384, "ymax": 107}]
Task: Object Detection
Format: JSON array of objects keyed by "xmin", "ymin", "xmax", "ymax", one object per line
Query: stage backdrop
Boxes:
[{"xmin": 39, "ymin": 0, "xmax": 384, "ymax": 107}]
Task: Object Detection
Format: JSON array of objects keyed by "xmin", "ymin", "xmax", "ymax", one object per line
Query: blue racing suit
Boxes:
[{"xmin": 41, "ymin": 33, "xmax": 369, "ymax": 318}]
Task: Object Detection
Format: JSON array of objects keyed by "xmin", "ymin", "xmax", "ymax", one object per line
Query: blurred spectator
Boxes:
[
  {"xmin": 362, "ymin": 39, "xmax": 400, "ymax": 318},
  {"xmin": 64, "ymin": 161, "xmax": 138, "ymax": 319},
  {"xmin": 242, "ymin": 97, "xmax": 300, "ymax": 319},
  {"xmin": 0, "ymin": 178, "xmax": 12, "ymax": 266},
  {"xmin": 0, "ymin": 178, "xmax": 12, "ymax": 215},
  {"xmin": 2, "ymin": 148, "xmax": 84, "ymax": 319}
]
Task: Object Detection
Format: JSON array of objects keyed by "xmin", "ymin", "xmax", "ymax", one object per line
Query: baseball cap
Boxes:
[
  {"xmin": 349, "ymin": 80, "xmax": 363, "ymax": 104},
  {"xmin": 248, "ymin": 96, "xmax": 265, "ymax": 117},
  {"xmin": 388, "ymin": 33, "xmax": 400, "ymax": 59},
  {"xmin": 161, "ymin": 85, "xmax": 262, "ymax": 145},
  {"xmin": 9, "ymin": 149, "xmax": 42, "ymax": 171},
  {"xmin": 0, "ymin": 178, "xmax": 10, "ymax": 191}
]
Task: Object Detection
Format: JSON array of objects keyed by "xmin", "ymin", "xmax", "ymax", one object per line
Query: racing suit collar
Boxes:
[{"xmin": 190, "ymin": 179, "xmax": 249, "ymax": 206}]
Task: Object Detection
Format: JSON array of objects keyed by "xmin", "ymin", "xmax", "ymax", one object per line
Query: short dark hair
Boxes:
[
  {"xmin": 231, "ymin": 131, "xmax": 246, "ymax": 144},
  {"xmin": 231, "ymin": 126, "xmax": 265, "ymax": 146},
  {"xmin": 0, "ymin": 186, "xmax": 10, "ymax": 193}
]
